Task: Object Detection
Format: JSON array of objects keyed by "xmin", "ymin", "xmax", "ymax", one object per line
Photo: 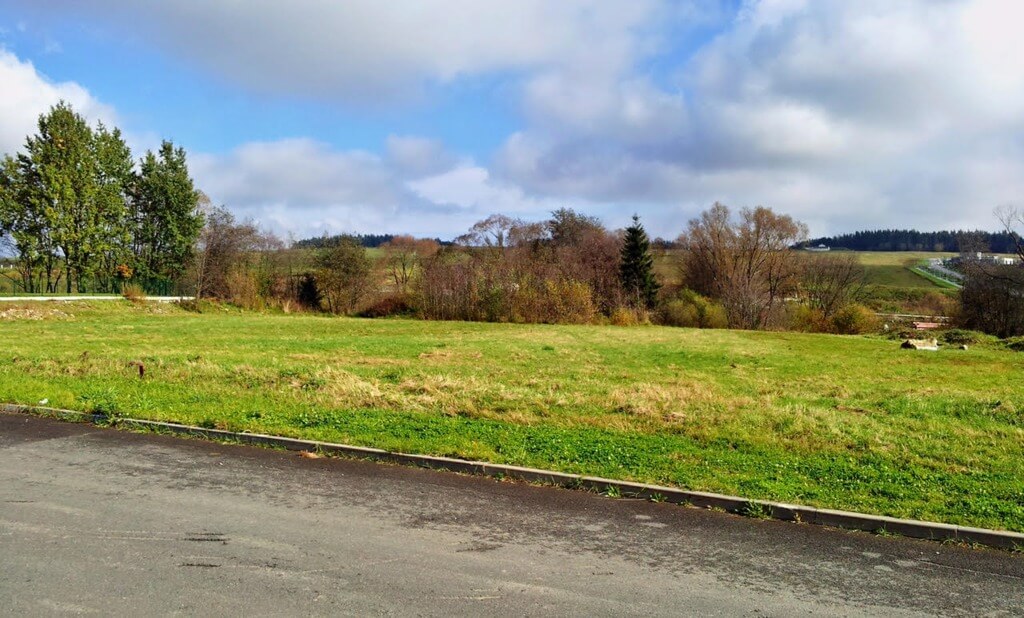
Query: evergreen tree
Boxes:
[{"xmin": 619, "ymin": 214, "xmax": 659, "ymax": 309}]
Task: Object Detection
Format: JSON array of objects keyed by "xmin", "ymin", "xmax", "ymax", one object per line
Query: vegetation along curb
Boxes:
[{"xmin": 5, "ymin": 403, "xmax": 1023, "ymax": 552}]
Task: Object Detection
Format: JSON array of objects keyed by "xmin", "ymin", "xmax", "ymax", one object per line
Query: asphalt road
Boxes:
[{"xmin": 2, "ymin": 412, "xmax": 1022, "ymax": 616}]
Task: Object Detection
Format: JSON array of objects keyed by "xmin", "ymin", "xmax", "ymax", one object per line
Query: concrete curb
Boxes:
[{"xmin": 5, "ymin": 403, "xmax": 1023, "ymax": 552}]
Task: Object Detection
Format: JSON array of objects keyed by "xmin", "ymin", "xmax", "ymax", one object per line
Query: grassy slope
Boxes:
[
  {"xmin": 1, "ymin": 301, "xmax": 1022, "ymax": 531},
  {"xmin": 852, "ymin": 252, "xmax": 954, "ymax": 289}
]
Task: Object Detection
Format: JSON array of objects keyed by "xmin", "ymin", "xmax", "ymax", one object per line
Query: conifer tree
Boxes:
[{"xmin": 619, "ymin": 214, "xmax": 659, "ymax": 309}]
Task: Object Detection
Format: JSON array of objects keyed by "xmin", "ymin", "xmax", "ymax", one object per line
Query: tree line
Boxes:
[
  {"xmin": 0, "ymin": 103, "xmax": 202, "ymax": 294},
  {"xmin": 803, "ymin": 229, "xmax": 1020, "ymax": 253}
]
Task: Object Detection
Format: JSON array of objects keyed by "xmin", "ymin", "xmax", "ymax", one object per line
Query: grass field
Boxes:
[
  {"xmin": 846, "ymin": 251, "xmax": 956, "ymax": 289},
  {"xmin": 2, "ymin": 301, "xmax": 1022, "ymax": 532}
]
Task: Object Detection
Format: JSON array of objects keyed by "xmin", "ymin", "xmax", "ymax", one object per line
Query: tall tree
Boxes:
[
  {"xmin": 133, "ymin": 141, "xmax": 203, "ymax": 284},
  {"xmin": 22, "ymin": 102, "xmax": 98, "ymax": 292},
  {"xmin": 619, "ymin": 215, "xmax": 659, "ymax": 309},
  {"xmin": 679, "ymin": 203, "xmax": 807, "ymax": 329},
  {"xmin": 89, "ymin": 123, "xmax": 135, "ymax": 291}
]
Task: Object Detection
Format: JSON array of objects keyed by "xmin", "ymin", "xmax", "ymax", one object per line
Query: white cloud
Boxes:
[
  {"xmin": 0, "ymin": 48, "xmax": 115, "ymax": 156},
  {"xmin": 193, "ymin": 139, "xmax": 489, "ymax": 239},
  {"xmin": 496, "ymin": 0, "xmax": 1024, "ymax": 235},
  {"xmin": 385, "ymin": 135, "xmax": 459, "ymax": 179},
  {"xmin": 19, "ymin": 0, "xmax": 665, "ymax": 103},
  {"xmin": 6, "ymin": 1, "xmax": 1024, "ymax": 238}
]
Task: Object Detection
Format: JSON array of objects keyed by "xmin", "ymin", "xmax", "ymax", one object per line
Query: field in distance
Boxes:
[
  {"xmin": 1, "ymin": 301, "xmax": 1021, "ymax": 532},
  {"xmin": 846, "ymin": 251, "xmax": 955, "ymax": 289}
]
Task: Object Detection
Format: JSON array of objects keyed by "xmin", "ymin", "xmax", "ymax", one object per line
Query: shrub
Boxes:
[
  {"xmin": 226, "ymin": 268, "xmax": 262, "ymax": 310},
  {"xmin": 941, "ymin": 329, "xmax": 994, "ymax": 346},
  {"xmin": 121, "ymin": 283, "xmax": 147, "ymax": 303},
  {"xmin": 359, "ymin": 294, "xmax": 415, "ymax": 318},
  {"xmin": 296, "ymin": 273, "xmax": 322, "ymax": 310},
  {"xmin": 787, "ymin": 304, "xmax": 826, "ymax": 332},
  {"xmin": 610, "ymin": 306, "xmax": 644, "ymax": 326},
  {"xmin": 660, "ymin": 299, "xmax": 700, "ymax": 328},
  {"xmin": 541, "ymin": 279, "xmax": 596, "ymax": 324},
  {"xmin": 830, "ymin": 303, "xmax": 880, "ymax": 334},
  {"xmin": 657, "ymin": 289, "xmax": 728, "ymax": 329}
]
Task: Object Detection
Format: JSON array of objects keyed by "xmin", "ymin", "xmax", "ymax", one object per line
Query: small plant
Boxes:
[
  {"xmin": 741, "ymin": 501, "xmax": 772, "ymax": 519},
  {"xmin": 649, "ymin": 492, "xmax": 666, "ymax": 503},
  {"xmin": 602, "ymin": 485, "xmax": 622, "ymax": 498}
]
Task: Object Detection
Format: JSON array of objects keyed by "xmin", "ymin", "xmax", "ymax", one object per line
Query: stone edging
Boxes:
[{"xmin": 4, "ymin": 403, "xmax": 1023, "ymax": 552}]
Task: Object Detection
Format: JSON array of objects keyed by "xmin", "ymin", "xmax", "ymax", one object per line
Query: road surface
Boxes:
[{"xmin": 1, "ymin": 412, "xmax": 1021, "ymax": 616}]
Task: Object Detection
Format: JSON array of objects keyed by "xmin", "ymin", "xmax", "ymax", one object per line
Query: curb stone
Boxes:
[{"xmin": 4, "ymin": 403, "xmax": 1023, "ymax": 552}]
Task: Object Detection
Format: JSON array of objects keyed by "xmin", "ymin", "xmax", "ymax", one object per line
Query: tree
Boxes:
[
  {"xmin": 959, "ymin": 206, "xmax": 1024, "ymax": 337},
  {"xmin": 89, "ymin": 123, "xmax": 135, "ymax": 292},
  {"xmin": 547, "ymin": 208, "xmax": 603, "ymax": 246},
  {"xmin": 316, "ymin": 236, "xmax": 372, "ymax": 314},
  {"xmin": 192, "ymin": 205, "xmax": 264, "ymax": 299},
  {"xmin": 619, "ymin": 215, "xmax": 659, "ymax": 309},
  {"xmin": 133, "ymin": 141, "xmax": 203, "ymax": 284},
  {"xmin": 380, "ymin": 235, "xmax": 439, "ymax": 294},
  {"xmin": 20, "ymin": 102, "xmax": 98, "ymax": 293},
  {"xmin": 679, "ymin": 203, "xmax": 808, "ymax": 329},
  {"xmin": 456, "ymin": 213, "xmax": 521, "ymax": 250},
  {"xmin": 798, "ymin": 253, "xmax": 867, "ymax": 320}
]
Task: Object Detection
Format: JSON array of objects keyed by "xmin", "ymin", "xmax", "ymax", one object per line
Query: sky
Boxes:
[{"xmin": 1, "ymin": 0, "xmax": 1022, "ymax": 240}]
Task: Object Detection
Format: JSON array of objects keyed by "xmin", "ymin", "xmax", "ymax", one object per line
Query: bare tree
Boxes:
[
  {"xmin": 192, "ymin": 205, "xmax": 270, "ymax": 300},
  {"xmin": 995, "ymin": 205, "xmax": 1024, "ymax": 263},
  {"xmin": 959, "ymin": 206, "xmax": 1024, "ymax": 337},
  {"xmin": 798, "ymin": 253, "xmax": 867, "ymax": 319},
  {"xmin": 455, "ymin": 214, "xmax": 522, "ymax": 250},
  {"xmin": 678, "ymin": 203, "xmax": 808, "ymax": 329},
  {"xmin": 380, "ymin": 235, "xmax": 439, "ymax": 294}
]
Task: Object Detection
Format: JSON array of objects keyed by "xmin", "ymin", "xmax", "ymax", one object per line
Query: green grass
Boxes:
[
  {"xmin": 908, "ymin": 267, "xmax": 961, "ymax": 289},
  {"xmin": 851, "ymin": 252, "xmax": 955, "ymax": 289},
  {"xmin": 1, "ymin": 301, "xmax": 1022, "ymax": 532}
]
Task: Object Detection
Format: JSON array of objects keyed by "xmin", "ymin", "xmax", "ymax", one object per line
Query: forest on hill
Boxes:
[{"xmin": 803, "ymin": 229, "xmax": 1019, "ymax": 253}]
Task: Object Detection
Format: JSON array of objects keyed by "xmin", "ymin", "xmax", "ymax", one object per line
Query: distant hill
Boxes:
[
  {"xmin": 292, "ymin": 234, "xmax": 454, "ymax": 249},
  {"xmin": 801, "ymin": 229, "xmax": 1018, "ymax": 253}
]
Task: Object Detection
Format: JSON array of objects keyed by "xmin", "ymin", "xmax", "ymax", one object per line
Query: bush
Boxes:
[
  {"xmin": 941, "ymin": 329, "xmax": 994, "ymax": 346},
  {"xmin": 296, "ymin": 273, "xmax": 322, "ymax": 310},
  {"xmin": 541, "ymin": 279, "xmax": 597, "ymax": 324},
  {"xmin": 610, "ymin": 306, "xmax": 645, "ymax": 326},
  {"xmin": 121, "ymin": 283, "xmax": 147, "ymax": 303},
  {"xmin": 657, "ymin": 289, "xmax": 727, "ymax": 329},
  {"xmin": 787, "ymin": 304, "xmax": 826, "ymax": 332},
  {"xmin": 830, "ymin": 303, "xmax": 880, "ymax": 334},
  {"xmin": 359, "ymin": 294, "xmax": 415, "ymax": 318},
  {"xmin": 659, "ymin": 299, "xmax": 700, "ymax": 328},
  {"xmin": 226, "ymin": 268, "xmax": 262, "ymax": 310}
]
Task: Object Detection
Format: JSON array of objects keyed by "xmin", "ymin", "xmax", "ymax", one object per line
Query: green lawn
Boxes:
[{"xmin": 2, "ymin": 301, "xmax": 1022, "ymax": 531}]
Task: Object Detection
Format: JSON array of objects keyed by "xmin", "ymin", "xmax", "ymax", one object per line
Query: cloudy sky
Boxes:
[{"xmin": 1, "ymin": 0, "xmax": 1022, "ymax": 239}]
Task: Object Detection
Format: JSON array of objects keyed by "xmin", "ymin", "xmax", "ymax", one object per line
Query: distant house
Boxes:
[
  {"xmin": 963, "ymin": 253, "xmax": 1018, "ymax": 266},
  {"xmin": 805, "ymin": 244, "xmax": 831, "ymax": 252}
]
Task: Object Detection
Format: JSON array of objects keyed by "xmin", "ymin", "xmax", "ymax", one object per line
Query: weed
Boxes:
[
  {"xmin": 741, "ymin": 501, "xmax": 772, "ymax": 520},
  {"xmin": 602, "ymin": 485, "xmax": 622, "ymax": 498}
]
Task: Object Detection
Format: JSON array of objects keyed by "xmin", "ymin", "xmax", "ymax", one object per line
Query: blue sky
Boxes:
[{"xmin": 1, "ymin": 1, "xmax": 1022, "ymax": 240}]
